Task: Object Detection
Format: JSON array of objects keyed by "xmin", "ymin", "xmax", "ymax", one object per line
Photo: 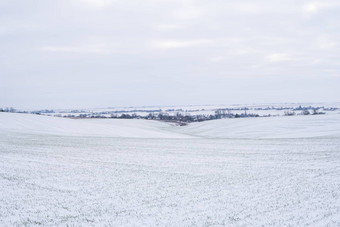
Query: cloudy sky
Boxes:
[{"xmin": 1, "ymin": 0, "xmax": 340, "ymax": 109}]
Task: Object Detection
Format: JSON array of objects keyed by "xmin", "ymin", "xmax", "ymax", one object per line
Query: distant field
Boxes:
[
  {"xmin": 32, "ymin": 102, "xmax": 340, "ymax": 119},
  {"xmin": 1, "ymin": 112, "xmax": 340, "ymax": 225}
]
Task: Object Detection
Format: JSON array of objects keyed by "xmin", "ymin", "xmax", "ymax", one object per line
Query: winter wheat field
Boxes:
[{"xmin": 1, "ymin": 112, "xmax": 340, "ymax": 226}]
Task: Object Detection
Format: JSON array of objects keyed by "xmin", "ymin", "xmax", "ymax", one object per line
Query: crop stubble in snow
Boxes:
[{"xmin": 1, "ymin": 132, "xmax": 340, "ymax": 226}]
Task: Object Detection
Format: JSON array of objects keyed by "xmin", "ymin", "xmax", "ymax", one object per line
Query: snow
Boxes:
[
  {"xmin": 48, "ymin": 102, "xmax": 340, "ymax": 118},
  {"xmin": 0, "ymin": 112, "xmax": 190, "ymax": 138},
  {"xmin": 178, "ymin": 114, "xmax": 340, "ymax": 139},
  {"xmin": 2, "ymin": 112, "xmax": 339, "ymax": 140},
  {"xmin": 1, "ymin": 112, "xmax": 340, "ymax": 226}
]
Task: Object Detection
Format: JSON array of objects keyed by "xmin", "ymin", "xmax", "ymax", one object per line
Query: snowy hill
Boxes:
[
  {"xmin": 1, "ymin": 112, "xmax": 340, "ymax": 226},
  {"xmin": 179, "ymin": 113, "xmax": 340, "ymax": 138},
  {"xmin": 0, "ymin": 112, "xmax": 189, "ymax": 138},
  {"xmin": 1, "ymin": 112, "xmax": 340, "ymax": 139}
]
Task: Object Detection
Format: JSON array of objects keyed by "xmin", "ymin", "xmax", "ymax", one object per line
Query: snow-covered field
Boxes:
[
  {"xmin": 1, "ymin": 112, "xmax": 340, "ymax": 226},
  {"xmin": 178, "ymin": 114, "xmax": 340, "ymax": 139},
  {"xmin": 37, "ymin": 102, "xmax": 340, "ymax": 118},
  {"xmin": 0, "ymin": 113, "xmax": 189, "ymax": 139}
]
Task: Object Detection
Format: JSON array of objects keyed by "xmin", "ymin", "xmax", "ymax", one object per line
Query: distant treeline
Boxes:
[
  {"xmin": 1, "ymin": 105, "xmax": 335, "ymax": 124},
  {"xmin": 60, "ymin": 105, "xmax": 332, "ymax": 124},
  {"xmin": 70, "ymin": 111, "xmax": 261, "ymax": 123}
]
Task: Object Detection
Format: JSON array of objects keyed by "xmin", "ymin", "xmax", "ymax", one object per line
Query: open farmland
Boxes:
[{"xmin": 1, "ymin": 112, "xmax": 340, "ymax": 226}]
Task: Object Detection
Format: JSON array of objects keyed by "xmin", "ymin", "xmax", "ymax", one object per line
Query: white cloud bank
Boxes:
[{"xmin": 0, "ymin": 0, "xmax": 340, "ymax": 108}]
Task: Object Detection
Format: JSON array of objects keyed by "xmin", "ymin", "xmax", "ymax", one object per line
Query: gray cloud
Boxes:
[{"xmin": 1, "ymin": 0, "xmax": 340, "ymax": 109}]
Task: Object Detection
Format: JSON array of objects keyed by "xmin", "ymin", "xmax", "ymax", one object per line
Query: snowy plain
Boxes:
[{"xmin": 1, "ymin": 112, "xmax": 340, "ymax": 226}]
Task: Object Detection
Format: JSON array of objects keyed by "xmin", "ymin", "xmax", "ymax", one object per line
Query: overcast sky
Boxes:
[{"xmin": 1, "ymin": 0, "xmax": 340, "ymax": 109}]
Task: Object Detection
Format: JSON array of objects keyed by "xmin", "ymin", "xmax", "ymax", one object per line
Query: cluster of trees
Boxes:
[
  {"xmin": 94, "ymin": 109, "xmax": 162, "ymax": 115},
  {"xmin": 110, "ymin": 113, "xmax": 212, "ymax": 122},
  {"xmin": 1, "ymin": 107, "xmax": 55, "ymax": 115},
  {"xmin": 145, "ymin": 113, "xmax": 214, "ymax": 122},
  {"xmin": 31, "ymin": 109, "xmax": 54, "ymax": 114},
  {"xmin": 0, "ymin": 107, "xmax": 29, "ymax": 114},
  {"xmin": 107, "ymin": 109, "xmax": 261, "ymax": 123},
  {"xmin": 214, "ymin": 109, "xmax": 259, "ymax": 119},
  {"xmin": 302, "ymin": 109, "xmax": 325, "ymax": 115},
  {"xmin": 255, "ymin": 106, "xmax": 291, "ymax": 110},
  {"xmin": 0, "ymin": 107, "xmax": 16, "ymax": 112},
  {"xmin": 293, "ymin": 105, "xmax": 322, "ymax": 111},
  {"xmin": 252, "ymin": 105, "xmax": 337, "ymax": 111},
  {"xmin": 2, "ymin": 104, "xmax": 332, "ymax": 125},
  {"xmin": 284, "ymin": 109, "xmax": 325, "ymax": 116}
]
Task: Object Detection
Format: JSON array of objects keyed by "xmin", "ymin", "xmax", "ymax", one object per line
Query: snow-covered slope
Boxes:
[
  {"xmin": 0, "ymin": 112, "xmax": 189, "ymax": 138},
  {"xmin": 1, "ymin": 125, "xmax": 340, "ymax": 226},
  {"xmin": 1, "ymin": 112, "xmax": 340, "ymax": 139},
  {"xmin": 178, "ymin": 113, "xmax": 340, "ymax": 138},
  {"xmin": 1, "ymin": 112, "xmax": 340, "ymax": 226}
]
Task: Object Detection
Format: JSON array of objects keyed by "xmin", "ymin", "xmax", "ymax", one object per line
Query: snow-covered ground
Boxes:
[
  {"xmin": 178, "ymin": 113, "xmax": 340, "ymax": 139},
  {"xmin": 37, "ymin": 102, "xmax": 340, "ymax": 118},
  {"xmin": 1, "ymin": 112, "xmax": 340, "ymax": 226},
  {"xmin": 0, "ymin": 112, "xmax": 190, "ymax": 138}
]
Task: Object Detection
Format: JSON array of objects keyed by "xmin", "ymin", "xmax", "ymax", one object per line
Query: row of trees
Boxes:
[
  {"xmin": 0, "ymin": 107, "xmax": 16, "ymax": 112},
  {"xmin": 108, "ymin": 110, "xmax": 261, "ymax": 123},
  {"xmin": 284, "ymin": 109, "xmax": 325, "ymax": 116},
  {"xmin": 0, "ymin": 107, "xmax": 54, "ymax": 114}
]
